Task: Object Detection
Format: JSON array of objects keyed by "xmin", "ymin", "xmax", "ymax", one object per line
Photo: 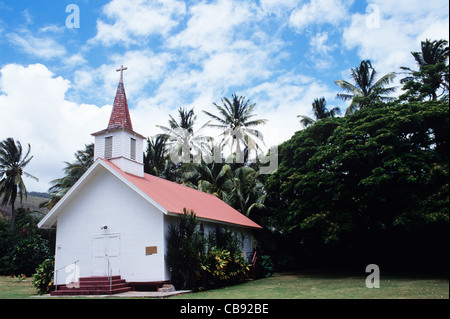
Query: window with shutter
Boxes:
[
  {"xmin": 105, "ymin": 136, "xmax": 113, "ymax": 159},
  {"xmin": 130, "ymin": 138, "xmax": 136, "ymax": 160}
]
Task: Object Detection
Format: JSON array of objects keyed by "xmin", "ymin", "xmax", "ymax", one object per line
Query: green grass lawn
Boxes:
[
  {"xmin": 172, "ymin": 272, "xmax": 449, "ymax": 299},
  {"xmin": 0, "ymin": 276, "xmax": 37, "ymax": 299},
  {"xmin": 0, "ymin": 272, "xmax": 448, "ymax": 299}
]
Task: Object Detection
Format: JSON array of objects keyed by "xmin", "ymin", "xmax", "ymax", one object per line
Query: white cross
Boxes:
[{"xmin": 116, "ymin": 65, "xmax": 127, "ymax": 81}]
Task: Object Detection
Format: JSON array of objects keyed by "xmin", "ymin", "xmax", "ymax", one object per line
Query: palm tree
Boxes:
[
  {"xmin": 44, "ymin": 143, "xmax": 93, "ymax": 209},
  {"xmin": 335, "ymin": 60, "xmax": 396, "ymax": 115},
  {"xmin": 228, "ymin": 166, "xmax": 266, "ymax": 218},
  {"xmin": 0, "ymin": 137, "xmax": 38, "ymax": 232},
  {"xmin": 144, "ymin": 135, "xmax": 169, "ymax": 176},
  {"xmin": 203, "ymin": 93, "xmax": 267, "ymax": 164},
  {"xmin": 181, "ymin": 160, "xmax": 233, "ymax": 201},
  {"xmin": 297, "ymin": 97, "xmax": 341, "ymax": 128},
  {"xmin": 400, "ymin": 39, "xmax": 449, "ymax": 101},
  {"xmin": 157, "ymin": 107, "xmax": 211, "ymax": 164}
]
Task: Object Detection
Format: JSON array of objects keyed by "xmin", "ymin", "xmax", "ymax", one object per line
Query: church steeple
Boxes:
[
  {"xmin": 108, "ymin": 65, "xmax": 133, "ymax": 131},
  {"xmin": 91, "ymin": 66, "xmax": 145, "ymax": 177}
]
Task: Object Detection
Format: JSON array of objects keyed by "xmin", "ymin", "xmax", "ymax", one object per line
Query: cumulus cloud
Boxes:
[
  {"xmin": 260, "ymin": 0, "xmax": 299, "ymax": 16},
  {"xmin": 289, "ymin": 0, "xmax": 352, "ymax": 32},
  {"xmin": 7, "ymin": 31, "xmax": 67, "ymax": 59},
  {"xmin": 342, "ymin": 0, "xmax": 449, "ymax": 75},
  {"xmin": 247, "ymin": 74, "xmax": 337, "ymax": 147},
  {"xmin": 90, "ymin": 0, "xmax": 186, "ymax": 46},
  {"xmin": 167, "ymin": 0, "xmax": 260, "ymax": 54},
  {"xmin": 0, "ymin": 64, "xmax": 111, "ymax": 192}
]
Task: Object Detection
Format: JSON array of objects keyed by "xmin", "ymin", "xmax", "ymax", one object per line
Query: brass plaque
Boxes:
[{"xmin": 145, "ymin": 246, "xmax": 157, "ymax": 255}]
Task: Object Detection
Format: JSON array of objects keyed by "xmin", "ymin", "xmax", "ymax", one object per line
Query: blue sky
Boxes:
[{"xmin": 0, "ymin": 0, "xmax": 448, "ymax": 192}]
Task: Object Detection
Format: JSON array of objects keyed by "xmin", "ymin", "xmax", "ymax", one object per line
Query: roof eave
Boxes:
[{"xmin": 91, "ymin": 127, "xmax": 145, "ymax": 139}]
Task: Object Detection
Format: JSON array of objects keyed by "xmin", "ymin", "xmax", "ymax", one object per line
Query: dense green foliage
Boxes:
[
  {"xmin": 266, "ymin": 100, "xmax": 449, "ymax": 271},
  {"xmin": 167, "ymin": 209, "xmax": 250, "ymax": 290},
  {"xmin": 0, "ymin": 208, "xmax": 54, "ymax": 276}
]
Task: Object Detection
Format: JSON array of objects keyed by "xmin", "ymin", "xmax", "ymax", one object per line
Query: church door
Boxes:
[{"xmin": 91, "ymin": 234, "xmax": 120, "ymax": 276}]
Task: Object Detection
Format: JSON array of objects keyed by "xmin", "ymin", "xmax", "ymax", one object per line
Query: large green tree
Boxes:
[
  {"xmin": 0, "ymin": 137, "xmax": 38, "ymax": 232},
  {"xmin": 266, "ymin": 101, "xmax": 449, "ymax": 271}
]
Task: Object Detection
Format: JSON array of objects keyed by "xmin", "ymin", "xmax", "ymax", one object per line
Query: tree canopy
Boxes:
[{"xmin": 266, "ymin": 100, "xmax": 449, "ymax": 271}]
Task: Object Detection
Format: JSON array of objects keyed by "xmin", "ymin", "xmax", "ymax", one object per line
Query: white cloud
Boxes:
[
  {"xmin": 64, "ymin": 54, "xmax": 87, "ymax": 67},
  {"xmin": 90, "ymin": 0, "xmax": 186, "ymax": 46},
  {"xmin": 247, "ymin": 74, "xmax": 337, "ymax": 147},
  {"xmin": 7, "ymin": 31, "xmax": 67, "ymax": 59},
  {"xmin": 342, "ymin": 0, "xmax": 449, "ymax": 76},
  {"xmin": 0, "ymin": 63, "xmax": 111, "ymax": 192},
  {"xmin": 289, "ymin": 0, "xmax": 352, "ymax": 32},
  {"xmin": 167, "ymin": 0, "xmax": 260, "ymax": 54},
  {"xmin": 70, "ymin": 49, "xmax": 173, "ymax": 107},
  {"xmin": 38, "ymin": 24, "xmax": 65, "ymax": 34},
  {"xmin": 260, "ymin": 0, "xmax": 299, "ymax": 16},
  {"xmin": 309, "ymin": 32, "xmax": 335, "ymax": 55}
]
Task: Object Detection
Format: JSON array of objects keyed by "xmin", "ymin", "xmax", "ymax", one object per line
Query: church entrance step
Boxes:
[{"xmin": 50, "ymin": 276, "xmax": 131, "ymax": 296}]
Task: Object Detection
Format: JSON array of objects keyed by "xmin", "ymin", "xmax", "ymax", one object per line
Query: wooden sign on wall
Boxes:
[{"xmin": 145, "ymin": 246, "xmax": 157, "ymax": 255}]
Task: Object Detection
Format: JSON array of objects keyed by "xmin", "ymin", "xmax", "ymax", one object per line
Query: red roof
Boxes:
[
  {"xmin": 108, "ymin": 80, "xmax": 133, "ymax": 131},
  {"xmin": 102, "ymin": 159, "xmax": 262, "ymax": 229}
]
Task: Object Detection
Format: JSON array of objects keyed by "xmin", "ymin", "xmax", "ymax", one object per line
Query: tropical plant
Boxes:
[
  {"xmin": 335, "ymin": 60, "xmax": 396, "ymax": 115},
  {"xmin": 43, "ymin": 143, "xmax": 93, "ymax": 209},
  {"xmin": 203, "ymin": 93, "xmax": 267, "ymax": 164},
  {"xmin": 166, "ymin": 208, "xmax": 206, "ymax": 290},
  {"xmin": 297, "ymin": 97, "xmax": 341, "ymax": 127},
  {"xmin": 32, "ymin": 258, "xmax": 54, "ymax": 295},
  {"xmin": 400, "ymin": 39, "xmax": 449, "ymax": 101},
  {"xmin": 0, "ymin": 137, "xmax": 38, "ymax": 232},
  {"xmin": 200, "ymin": 246, "xmax": 249, "ymax": 289}
]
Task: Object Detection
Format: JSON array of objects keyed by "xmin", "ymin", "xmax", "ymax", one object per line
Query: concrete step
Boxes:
[{"xmin": 50, "ymin": 276, "xmax": 131, "ymax": 296}]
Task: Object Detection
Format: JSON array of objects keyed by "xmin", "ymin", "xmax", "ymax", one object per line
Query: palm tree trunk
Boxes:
[{"xmin": 10, "ymin": 201, "xmax": 15, "ymax": 233}]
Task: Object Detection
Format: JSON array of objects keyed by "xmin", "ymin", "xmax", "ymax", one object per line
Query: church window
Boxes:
[
  {"xmin": 105, "ymin": 136, "xmax": 113, "ymax": 159},
  {"xmin": 130, "ymin": 138, "xmax": 136, "ymax": 160}
]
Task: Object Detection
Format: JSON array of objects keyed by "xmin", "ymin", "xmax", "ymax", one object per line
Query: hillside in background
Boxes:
[{"xmin": 0, "ymin": 192, "xmax": 49, "ymax": 218}]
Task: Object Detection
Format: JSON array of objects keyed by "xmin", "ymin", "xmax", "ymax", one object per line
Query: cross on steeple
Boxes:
[{"xmin": 116, "ymin": 65, "xmax": 127, "ymax": 82}]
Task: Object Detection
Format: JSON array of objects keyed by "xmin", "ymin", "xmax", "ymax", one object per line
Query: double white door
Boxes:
[{"xmin": 91, "ymin": 234, "xmax": 120, "ymax": 276}]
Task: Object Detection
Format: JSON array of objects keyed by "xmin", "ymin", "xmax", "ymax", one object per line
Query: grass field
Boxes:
[
  {"xmin": 1, "ymin": 272, "xmax": 448, "ymax": 299},
  {"xmin": 0, "ymin": 276, "xmax": 37, "ymax": 299},
  {"xmin": 172, "ymin": 272, "xmax": 449, "ymax": 299}
]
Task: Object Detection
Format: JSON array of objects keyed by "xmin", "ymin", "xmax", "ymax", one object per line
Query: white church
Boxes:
[{"xmin": 38, "ymin": 67, "xmax": 261, "ymax": 295}]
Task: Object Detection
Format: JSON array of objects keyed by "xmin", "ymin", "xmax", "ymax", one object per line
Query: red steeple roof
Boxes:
[
  {"xmin": 108, "ymin": 78, "xmax": 133, "ymax": 131},
  {"xmin": 91, "ymin": 66, "xmax": 145, "ymax": 139}
]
